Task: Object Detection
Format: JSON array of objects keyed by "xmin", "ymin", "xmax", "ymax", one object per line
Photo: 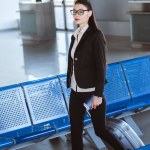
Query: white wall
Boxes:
[{"xmin": 0, "ymin": 0, "xmax": 20, "ymax": 30}]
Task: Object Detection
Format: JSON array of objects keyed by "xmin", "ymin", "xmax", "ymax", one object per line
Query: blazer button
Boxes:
[{"xmin": 75, "ymin": 58, "xmax": 78, "ymax": 61}]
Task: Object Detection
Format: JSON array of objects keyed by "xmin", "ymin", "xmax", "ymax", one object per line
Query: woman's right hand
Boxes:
[{"xmin": 91, "ymin": 96, "xmax": 102, "ymax": 109}]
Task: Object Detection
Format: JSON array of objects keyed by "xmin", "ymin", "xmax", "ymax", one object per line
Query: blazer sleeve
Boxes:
[
  {"xmin": 67, "ymin": 35, "xmax": 75, "ymax": 88},
  {"xmin": 93, "ymin": 31, "xmax": 106, "ymax": 97}
]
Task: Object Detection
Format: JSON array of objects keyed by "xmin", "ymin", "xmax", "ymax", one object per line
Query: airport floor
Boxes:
[{"xmin": 0, "ymin": 29, "xmax": 150, "ymax": 150}]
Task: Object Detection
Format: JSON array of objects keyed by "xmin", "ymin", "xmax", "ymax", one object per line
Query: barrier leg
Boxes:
[
  {"xmin": 84, "ymin": 126, "xmax": 107, "ymax": 150},
  {"xmin": 123, "ymin": 116, "xmax": 143, "ymax": 136}
]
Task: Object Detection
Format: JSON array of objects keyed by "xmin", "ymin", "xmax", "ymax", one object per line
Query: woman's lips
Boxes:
[{"xmin": 75, "ymin": 19, "xmax": 80, "ymax": 21}]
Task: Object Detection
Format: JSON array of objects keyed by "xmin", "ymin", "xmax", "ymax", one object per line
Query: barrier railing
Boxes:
[
  {"xmin": 0, "ymin": 84, "xmax": 33, "ymax": 149},
  {"xmin": 121, "ymin": 56, "xmax": 150, "ymax": 111},
  {"xmin": 1, "ymin": 55, "xmax": 150, "ymax": 149},
  {"xmin": 104, "ymin": 63, "xmax": 131, "ymax": 116}
]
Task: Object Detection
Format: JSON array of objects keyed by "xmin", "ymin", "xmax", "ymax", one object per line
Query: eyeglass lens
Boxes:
[{"xmin": 70, "ymin": 9, "xmax": 88, "ymax": 15}]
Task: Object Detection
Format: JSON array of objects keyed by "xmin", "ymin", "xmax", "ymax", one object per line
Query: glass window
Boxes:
[
  {"xmin": 66, "ymin": 7, "xmax": 74, "ymax": 30},
  {"xmin": 54, "ymin": 7, "xmax": 65, "ymax": 29},
  {"xmin": 65, "ymin": 0, "xmax": 74, "ymax": 6},
  {"xmin": 54, "ymin": 0, "xmax": 63, "ymax": 6},
  {"xmin": 54, "ymin": 0, "xmax": 74, "ymax": 30}
]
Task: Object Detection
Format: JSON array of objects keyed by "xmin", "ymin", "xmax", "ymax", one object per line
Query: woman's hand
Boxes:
[{"xmin": 91, "ymin": 96, "xmax": 102, "ymax": 109}]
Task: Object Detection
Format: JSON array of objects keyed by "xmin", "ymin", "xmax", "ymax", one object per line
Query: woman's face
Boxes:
[{"xmin": 72, "ymin": 3, "xmax": 92, "ymax": 27}]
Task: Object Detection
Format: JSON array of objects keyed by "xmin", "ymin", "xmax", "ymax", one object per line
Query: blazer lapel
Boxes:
[
  {"xmin": 68, "ymin": 27, "xmax": 91, "ymax": 58},
  {"xmin": 75, "ymin": 27, "xmax": 91, "ymax": 51},
  {"xmin": 68, "ymin": 35, "xmax": 75, "ymax": 58}
]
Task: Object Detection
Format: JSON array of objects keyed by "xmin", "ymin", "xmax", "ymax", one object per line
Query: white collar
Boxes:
[{"xmin": 73, "ymin": 24, "xmax": 89, "ymax": 38}]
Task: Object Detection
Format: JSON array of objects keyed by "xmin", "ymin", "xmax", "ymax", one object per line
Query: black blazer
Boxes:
[{"xmin": 67, "ymin": 26, "xmax": 106, "ymax": 97}]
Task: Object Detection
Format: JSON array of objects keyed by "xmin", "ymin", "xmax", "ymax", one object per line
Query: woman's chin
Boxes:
[{"xmin": 74, "ymin": 20, "xmax": 81, "ymax": 24}]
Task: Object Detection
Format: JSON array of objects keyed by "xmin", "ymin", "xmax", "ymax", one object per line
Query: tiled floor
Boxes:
[
  {"xmin": 1, "ymin": 30, "xmax": 150, "ymax": 87},
  {"xmin": 0, "ymin": 29, "xmax": 150, "ymax": 150}
]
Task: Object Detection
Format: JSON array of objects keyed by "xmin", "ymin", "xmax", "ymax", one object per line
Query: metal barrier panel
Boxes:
[
  {"xmin": 104, "ymin": 63, "xmax": 131, "ymax": 113},
  {"xmin": 122, "ymin": 57, "xmax": 150, "ymax": 103},
  {"xmin": 21, "ymin": 76, "xmax": 68, "ymax": 125},
  {"xmin": 0, "ymin": 84, "xmax": 31, "ymax": 135},
  {"xmin": 57, "ymin": 74, "xmax": 70, "ymax": 109}
]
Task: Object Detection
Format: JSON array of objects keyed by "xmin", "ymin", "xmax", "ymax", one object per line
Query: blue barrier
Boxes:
[
  {"xmin": 104, "ymin": 63, "xmax": 131, "ymax": 116},
  {"xmin": 0, "ymin": 76, "xmax": 72, "ymax": 149},
  {"xmin": 0, "ymin": 84, "xmax": 32, "ymax": 148},
  {"xmin": 21, "ymin": 76, "xmax": 70, "ymax": 137},
  {"xmin": 57, "ymin": 74, "xmax": 71, "ymax": 111},
  {"xmin": 1, "ymin": 55, "xmax": 150, "ymax": 149},
  {"xmin": 121, "ymin": 56, "xmax": 150, "ymax": 111},
  {"xmin": 136, "ymin": 144, "xmax": 150, "ymax": 150}
]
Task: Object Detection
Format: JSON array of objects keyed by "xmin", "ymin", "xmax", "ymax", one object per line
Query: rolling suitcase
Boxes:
[{"xmin": 106, "ymin": 118, "xmax": 145, "ymax": 150}]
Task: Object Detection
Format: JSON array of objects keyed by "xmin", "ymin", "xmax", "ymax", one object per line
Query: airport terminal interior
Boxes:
[{"xmin": 0, "ymin": 0, "xmax": 150, "ymax": 150}]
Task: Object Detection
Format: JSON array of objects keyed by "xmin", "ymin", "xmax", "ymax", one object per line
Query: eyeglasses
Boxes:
[{"xmin": 70, "ymin": 9, "xmax": 89, "ymax": 15}]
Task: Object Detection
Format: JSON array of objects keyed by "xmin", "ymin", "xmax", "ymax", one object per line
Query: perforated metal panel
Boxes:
[
  {"xmin": 58, "ymin": 74, "xmax": 71, "ymax": 109},
  {"xmin": 104, "ymin": 64, "xmax": 130, "ymax": 104},
  {"xmin": 0, "ymin": 85, "xmax": 31, "ymax": 134},
  {"xmin": 122, "ymin": 57, "xmax": 150, "ymax": 98},
  {"xmin": 22, "ymin": 77, "xmax": 68, "ymax": 125}
]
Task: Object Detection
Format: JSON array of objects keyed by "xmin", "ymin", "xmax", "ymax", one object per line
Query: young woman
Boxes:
[{"xmin": 67, "ymin": 0, "xmax": 125, "ymax": 150}]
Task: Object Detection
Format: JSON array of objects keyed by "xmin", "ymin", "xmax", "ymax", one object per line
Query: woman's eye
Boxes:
[
  {"xmin": 78, "ymin": 10, "xmax": 84, "ymax": 14},
  {"xmin": 73, "ymin": 10, "xmax": 77, "ymax": 14}
]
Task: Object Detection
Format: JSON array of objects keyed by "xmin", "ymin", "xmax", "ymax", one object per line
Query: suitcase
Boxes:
[{"xmin": 106, "ymin": 118, "xmax": 145, "ymax": 150}]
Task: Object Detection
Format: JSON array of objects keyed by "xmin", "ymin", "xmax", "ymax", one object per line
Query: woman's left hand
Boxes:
[{"xmin": 91, "ymin": 96, "xmax": 102, "ymax": 109}]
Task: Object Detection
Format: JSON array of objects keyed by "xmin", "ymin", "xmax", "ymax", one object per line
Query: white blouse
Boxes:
[{"xmin": 71, "ymin": 24, "xmax": 95, "ymax": 92}]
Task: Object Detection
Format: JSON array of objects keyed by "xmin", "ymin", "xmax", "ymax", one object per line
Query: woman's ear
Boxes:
[{"xmin": 88, "ymin": 10, "xmax": 92, "ymax": 17}]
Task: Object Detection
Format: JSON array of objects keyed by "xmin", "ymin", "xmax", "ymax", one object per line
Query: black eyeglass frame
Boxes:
[{"xmin": 70, "ymin": 9, "xmax": 89, "ymax": 15}]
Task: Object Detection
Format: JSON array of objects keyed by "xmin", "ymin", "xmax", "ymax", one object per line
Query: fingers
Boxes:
[
  {"xmin": 91, "ymin": 102, "xmax": 96, "ymax": 109},
  {"xmin": 91, "ymin": 97, "xmax": 102, "ymax": 109}
]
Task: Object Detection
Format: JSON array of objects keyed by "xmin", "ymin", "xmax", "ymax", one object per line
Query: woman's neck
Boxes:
[{"xmin": 79, "ymin": 22, "xmax": 88, "ymax": 31}]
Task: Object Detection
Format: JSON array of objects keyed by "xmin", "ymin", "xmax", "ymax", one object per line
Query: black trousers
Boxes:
[{"xmin": 69, "ymin": 89, "xmax": 125, "ymax": 150}]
